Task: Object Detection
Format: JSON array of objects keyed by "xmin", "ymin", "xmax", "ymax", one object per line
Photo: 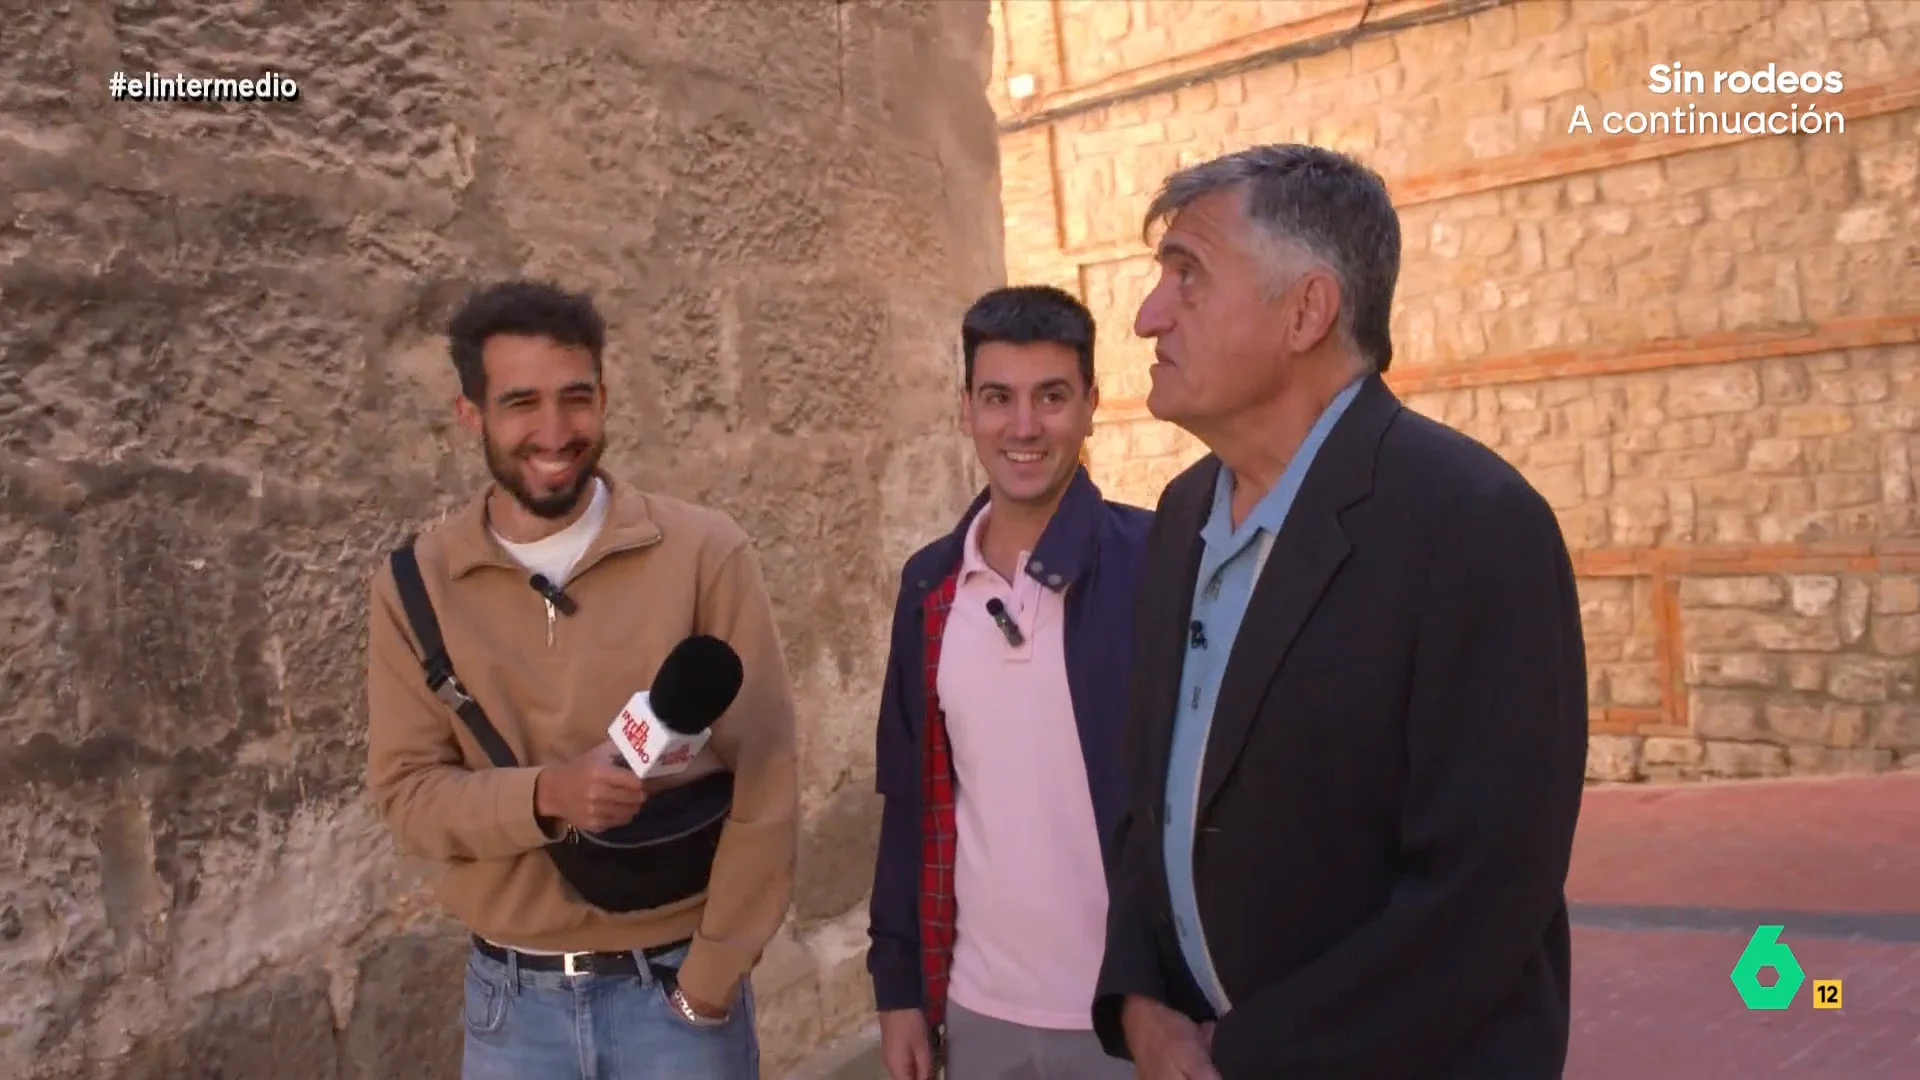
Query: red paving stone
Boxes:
[
  {"xmin": 1569, "ymin": 772, "xmax": 1920, "ymax": 913},
  {"xmin": 1567, "ymin": 928, "xmax": 1920, "ymax": 1077},
  {"xmin": 1565, "ymin": 772, "xmax": 1920, "ymax": 1077}
]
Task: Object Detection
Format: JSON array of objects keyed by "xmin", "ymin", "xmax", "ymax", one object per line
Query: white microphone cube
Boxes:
[{"xmin": 608, "ymin": 691, "xmax": 712, "ymax": 778}]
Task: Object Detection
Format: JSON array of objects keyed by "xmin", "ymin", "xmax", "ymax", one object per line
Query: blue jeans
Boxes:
[{"xmin": 461, "ymin": 940, "xmax": 759, "ymax": 1079}]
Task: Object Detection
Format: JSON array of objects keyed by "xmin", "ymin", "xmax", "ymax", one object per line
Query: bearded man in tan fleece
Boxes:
[{"xmin": 363, "ymin": 279, "xmax": 798, "ymax": 1080}]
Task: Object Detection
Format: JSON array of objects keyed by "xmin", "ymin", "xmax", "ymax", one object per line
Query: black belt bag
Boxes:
[{"xmin": 387, "ymin": 538, "xmax": 733, "ymax": 913}]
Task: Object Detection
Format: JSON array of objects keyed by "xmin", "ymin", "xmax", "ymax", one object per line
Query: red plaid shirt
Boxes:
[{"xmin": 916, "ymin": 569, "xmax": 961, "ymax": 1033}]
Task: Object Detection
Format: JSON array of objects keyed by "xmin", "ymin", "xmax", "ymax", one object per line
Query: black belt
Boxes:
[{"xmin": 471, "ymin": 934, "xmax": 689, "ymax": 977}]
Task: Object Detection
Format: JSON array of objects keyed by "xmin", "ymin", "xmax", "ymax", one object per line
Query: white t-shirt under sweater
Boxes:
[{"xmin": 492, "ymin": 476, "xmax": 611, "ymax": 586}]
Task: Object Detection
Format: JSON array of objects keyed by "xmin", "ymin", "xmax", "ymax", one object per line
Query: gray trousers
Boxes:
[{"xmin": 944, "ymin": 1000, "xmax": 1135, "ymax": 1080}]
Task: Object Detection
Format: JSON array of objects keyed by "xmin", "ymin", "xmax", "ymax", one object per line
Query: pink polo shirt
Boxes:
[{"xmin": 935, "ymin": 505, "xmax": 1110, "ymax": 1030}]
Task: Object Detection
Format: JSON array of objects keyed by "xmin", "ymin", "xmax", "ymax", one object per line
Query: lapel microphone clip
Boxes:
[
  {"xmin": 984, "ymin": 598, "xmax": 1025, "ymax": 647},
  {"xmin": 529, "ymin": 573, "xmax": 579, "ymax": 616}
]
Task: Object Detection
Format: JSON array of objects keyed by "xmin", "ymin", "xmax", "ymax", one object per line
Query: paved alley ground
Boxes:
[
  {"xmin": 1565, "ymin": 771, "xmax": 1920, "ymax": 1078},
  {"xmin": 811, "ymin": 771, "xmax": 1920, "ymax": 1078}
]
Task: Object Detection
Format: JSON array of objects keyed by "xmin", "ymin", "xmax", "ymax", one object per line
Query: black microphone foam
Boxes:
[{"xmin": 649, "ymin": 634, "xmax": 744, "ymax": 735}]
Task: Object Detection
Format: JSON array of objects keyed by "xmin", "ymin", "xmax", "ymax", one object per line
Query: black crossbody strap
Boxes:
[{"xmin": 388, "ymin": 538, "xmax": 519, "ymax": 769}]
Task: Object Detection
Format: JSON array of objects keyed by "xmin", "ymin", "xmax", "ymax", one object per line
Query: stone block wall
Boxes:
[
  {"xmin": 1, "ymin": 3, "xmax": 1001, "ymax": 1077},
  {"xmin": 989, "ymin": 0, "xmax": 1920, "ymax": 782}
]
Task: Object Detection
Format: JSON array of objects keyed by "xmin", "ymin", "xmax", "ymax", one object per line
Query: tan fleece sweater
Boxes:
[{"xmin": 363, "ymin": 473, "xmax": 798, "ymax": 1008}]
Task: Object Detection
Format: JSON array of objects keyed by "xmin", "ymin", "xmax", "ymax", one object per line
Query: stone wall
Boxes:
[
  {"xmin": 989, "ymin": 0, "xmax": 1920, "ymax": 781},
  {"xmin": 0, "ymin": 3, "xmax": 1001, "ymax": 1077}
]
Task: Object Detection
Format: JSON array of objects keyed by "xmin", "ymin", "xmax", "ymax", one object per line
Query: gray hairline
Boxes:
[{"xmin": 1143, "ymin": 173, "xmax": 1360, "ymax": 354}]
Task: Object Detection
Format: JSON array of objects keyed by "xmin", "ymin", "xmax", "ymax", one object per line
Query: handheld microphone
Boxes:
[
  {"xmin": 528, "ymin": 574, "xmax": 578, "ymax": 616},
  {"xmin": 607, "ymin": 635, "xmax": 744, "ymax": 778},
  {"xmin": 984, "ymin": 598, "xmax": 1024, "ymax": 647}
]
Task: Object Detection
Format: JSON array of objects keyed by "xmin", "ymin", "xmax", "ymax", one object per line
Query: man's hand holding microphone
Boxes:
[
  {"xmin": 533, "ymin": 745, "xmax": 648, "ymax": 833},
  {"xmin": 533, "ymin": 634, "xmax": 740, "ymax": 835}
]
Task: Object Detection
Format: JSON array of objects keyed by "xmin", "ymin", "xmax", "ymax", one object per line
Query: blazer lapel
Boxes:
[
  {"xmin": 1196, "ymin": 512, "xmax": 1351, "ymax": 814},
  {"xmin": 1195, "ymin": 375, "xmax": 1402, "ymax": 816},
  {"xmin": 1137, "ymin": 459, "xmax": 1217, "ymax": 822}
]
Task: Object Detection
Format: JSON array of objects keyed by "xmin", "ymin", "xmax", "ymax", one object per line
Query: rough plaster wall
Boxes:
[
  {"xmin": 0, "ymin": 2, "xmax": 1002, "ymax": 1076},
  {"xmin": 997, "ymin": 0, "xmax": 1920, "ymax": 786}
]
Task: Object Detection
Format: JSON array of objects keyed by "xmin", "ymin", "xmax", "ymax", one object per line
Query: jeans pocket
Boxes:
[{"xmin": 463, "ymin": 959, "xmax": 510, "ymax": 1036}]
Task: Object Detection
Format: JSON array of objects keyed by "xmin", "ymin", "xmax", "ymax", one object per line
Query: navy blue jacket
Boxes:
[{"xmin": 865, "ymin": 466, "xmax": 1153, "ymax": 1015}]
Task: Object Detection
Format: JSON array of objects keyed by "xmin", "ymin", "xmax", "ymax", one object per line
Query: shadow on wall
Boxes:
[{"xmin": 0, "ymin": 1, "xmax": 1007, "ymax": 1078}]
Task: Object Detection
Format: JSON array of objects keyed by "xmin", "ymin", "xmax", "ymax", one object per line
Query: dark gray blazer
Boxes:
[{"xmin": 1093, "ymin": 373, "xmax": 1590, "ymax": 1079}]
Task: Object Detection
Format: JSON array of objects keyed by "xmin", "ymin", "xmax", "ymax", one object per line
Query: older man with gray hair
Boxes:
[{"xmin": 1091, "ymin": 143, "xmax": 1589, "ymax": 1080}]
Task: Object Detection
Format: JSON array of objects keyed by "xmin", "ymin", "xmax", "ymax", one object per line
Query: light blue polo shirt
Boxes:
[{"xmin": 1162, "ymin": 376, "xmax": 1363, "ymax": 1015}]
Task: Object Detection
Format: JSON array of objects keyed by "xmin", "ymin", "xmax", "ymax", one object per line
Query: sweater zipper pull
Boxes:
[{"xmin": 544, "ymin": 597, "xmax": 556, "ymax": 646}]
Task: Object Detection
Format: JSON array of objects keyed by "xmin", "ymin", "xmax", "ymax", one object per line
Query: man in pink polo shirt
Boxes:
[{"xmin": 865, "ymin": 285, "xmax": 1153, "ymax": 1079}]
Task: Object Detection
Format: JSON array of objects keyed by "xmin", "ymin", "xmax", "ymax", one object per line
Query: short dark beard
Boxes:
[{"xmin": 483, "ymin": 430, "xmax": 605, "ymax": 519}]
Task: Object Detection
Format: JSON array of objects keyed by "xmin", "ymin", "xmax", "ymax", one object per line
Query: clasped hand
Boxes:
[
  {"xmin": 534, "ymin": 744, "xmax": 648, "ymax": 833},
  {"xmin": 1124, "ymin": 996, "xmax": 1221, "ymax": 1080}
]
